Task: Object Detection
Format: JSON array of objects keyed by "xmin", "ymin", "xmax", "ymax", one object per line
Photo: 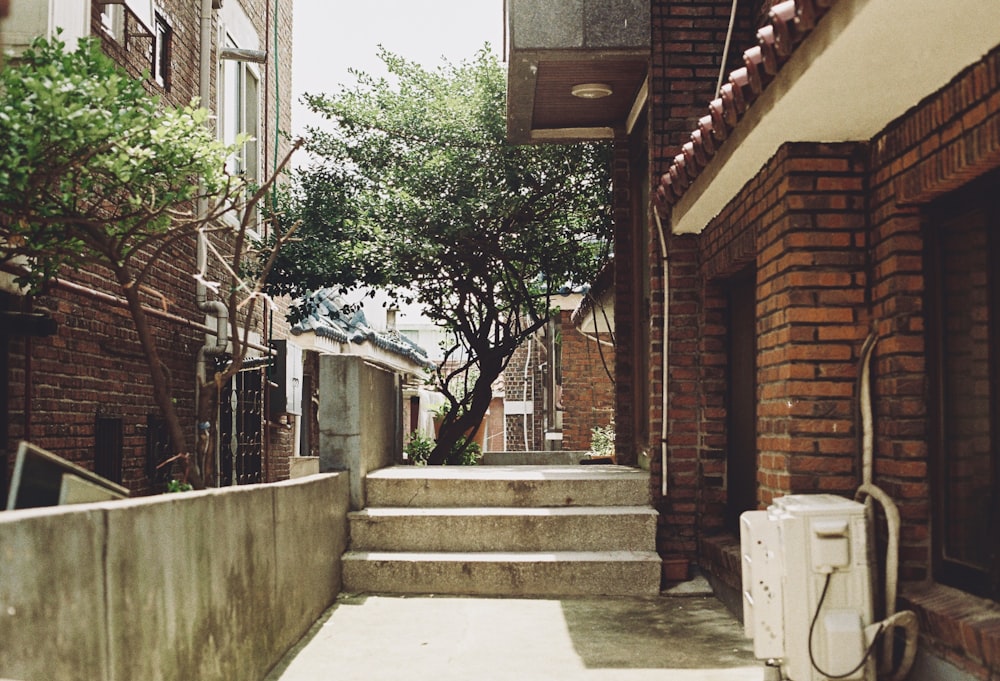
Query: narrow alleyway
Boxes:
[{"xmin": 264, "ymin": 579, "xmax": 764, "ymax": 681}]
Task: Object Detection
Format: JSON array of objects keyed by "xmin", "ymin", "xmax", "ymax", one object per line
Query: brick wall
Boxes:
[
  {"xmin": 866, "ymin": 45, "xmax": 1000, "ymax": 679},
  {"xmin": 669, "ymin": 39, "xmax": 1000, "ymax": 679},
  {"xmin": 558, "ymin": 308, "xmax": 615, "ymax": 452},
  {"xmin": 649, "ymin": 0, "xmax": 758, "ymax": 520},
  {"xmin": 3, "ymin": 0, "xmax": 296, "ymax": 498}
]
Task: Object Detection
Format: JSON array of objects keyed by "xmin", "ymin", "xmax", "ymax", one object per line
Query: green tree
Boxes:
[
  {"xmin": 272, "ymin": 47, "xmax": 612, "ymax": 464},
  {"xmin": 0, "ymin": 36, "xmax": 299, "ymax": 487}
]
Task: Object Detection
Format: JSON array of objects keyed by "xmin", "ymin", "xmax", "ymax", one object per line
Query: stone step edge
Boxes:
[
  {"xmin": 349, "ymin": 506, "xmax": 659, "ymax": 518},
  {"xmin": 365, "ymin": 465, "xmax": 649, "ymax": 481},
  {"xmin": 343, "ymin": 550, "xmax": 662, "ymax": 562}
]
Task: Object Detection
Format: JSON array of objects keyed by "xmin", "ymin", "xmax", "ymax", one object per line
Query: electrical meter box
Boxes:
[
  {"xmin": 269, "ymin": 339, "xmax": 303, "ymax": 417},
  {"xmin": 741, "ymin": 494, "xmax": 875, "ymax": 681}
]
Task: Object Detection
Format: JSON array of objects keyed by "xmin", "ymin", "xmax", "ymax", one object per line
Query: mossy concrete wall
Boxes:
[{"xmin": 0, "ymin": 473, "xmax": 349, "ymax": 681}]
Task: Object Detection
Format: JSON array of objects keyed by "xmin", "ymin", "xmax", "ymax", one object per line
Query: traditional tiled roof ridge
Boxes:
[
  {"xmin": 653, "ymin": 0, "xmax": 833, "ymax": 216},
  {"xmin": 291, "ymin": 288, "xmax": 433, "ymax": 367}
]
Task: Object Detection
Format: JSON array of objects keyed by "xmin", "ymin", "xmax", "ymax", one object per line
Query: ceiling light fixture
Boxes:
[{"xmin": 571, "ymin": 83, "xmax": 613, "ymax": 99}]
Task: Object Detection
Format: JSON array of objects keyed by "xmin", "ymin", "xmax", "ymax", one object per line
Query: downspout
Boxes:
[
  {"xmin": 197, "ymin": 0, "xmax": 228, "ymax": 354},
  {"xmin": 197, "ymin": 0, "xmax": 228, "ymax": 475},
  {"xmin": 653, "ymin": 207, "xmax": 669, "ymax": 498}
]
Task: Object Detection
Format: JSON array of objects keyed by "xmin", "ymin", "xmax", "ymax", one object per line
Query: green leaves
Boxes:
[
  {"xmin": 275, "ymin": 45, "xmax": 612, "ymax": 462},
  {"xmin": 0, "ymin": 36, "xmax": 241, "ymax": 290}
]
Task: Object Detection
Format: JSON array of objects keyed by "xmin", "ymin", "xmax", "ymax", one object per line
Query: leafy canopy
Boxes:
[
  {"xmin": 0, "ymin": 35, "xmax": 241, "ymax": 290},
  {"xmin": 272, "ymin": 46, "xmax": 612, "ymax": 463}
]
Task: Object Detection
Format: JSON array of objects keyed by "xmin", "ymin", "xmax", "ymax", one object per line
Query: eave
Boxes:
[
  {"xmin": 506, "ymin": 0, "xmax": 650, "ymax": 145},
  {"xmin": 655, "ymin": 0, "xmax": 1000, "ymax": 235}
]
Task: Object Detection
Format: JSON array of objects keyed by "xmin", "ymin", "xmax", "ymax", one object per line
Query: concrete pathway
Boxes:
[{"xmin": 264, "ymin": 578, "xmax": 766, "ymax": 681}]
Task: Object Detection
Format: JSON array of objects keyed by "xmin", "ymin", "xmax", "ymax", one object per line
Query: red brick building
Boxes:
[
  {"xmin": 503, "ymin": 293, "xmax": 615, "ymax": 453},
  {"xmin": 1, "ymin": 0, "xmax": 296, "ymax": 500},
  {"xmin": 507, "ymin": 0, "xmax": 1000, "ymax": 676}
]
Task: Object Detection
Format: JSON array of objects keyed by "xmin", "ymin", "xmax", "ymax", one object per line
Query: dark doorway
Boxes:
[{"xmin": 725, "ymin": 269, "xmax": 758, "ymax": 531}]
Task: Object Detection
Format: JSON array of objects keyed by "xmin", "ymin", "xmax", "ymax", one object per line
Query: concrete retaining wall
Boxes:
[
  {"xmin": 319, "ymin": 355, "xmax": 401, "ymax": 509},
  {"xmin": 0, "ymin": 473, "xmax": 349, "ymax": 681}
]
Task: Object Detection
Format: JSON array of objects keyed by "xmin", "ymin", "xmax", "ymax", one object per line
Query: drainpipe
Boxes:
[
  {"xmin": 197, "ymin": 0, "xmax": 228, "ymax": 476},
  {"xmin": 197, "ymin": 0, "xmax": 228, "ymax": 356},
  {"xmin": 653, "ymin": 207, "xmax": 669, "ymax": 498}
]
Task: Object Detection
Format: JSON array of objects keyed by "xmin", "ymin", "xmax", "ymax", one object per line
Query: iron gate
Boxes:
[{"xmin": 218, "ymin": 365, "xmax": 265, "ymax": 485}]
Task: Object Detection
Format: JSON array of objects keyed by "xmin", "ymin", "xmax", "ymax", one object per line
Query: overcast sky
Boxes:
[
  {"xmin": 289, "ymin": 1, "xmax": 505, "ymax": 332},
  {"xmin": 291, "ymin": 1, "xmax": 505, "ymax": 136}
]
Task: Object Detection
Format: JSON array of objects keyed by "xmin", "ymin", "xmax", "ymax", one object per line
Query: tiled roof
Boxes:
[
  {"xmin": 291, "ymin": 288, "xmax": 433, "ymax": 367},
  {"xmin": 653, "ymin": 0, "xmax": 831, "ymax": 216}
]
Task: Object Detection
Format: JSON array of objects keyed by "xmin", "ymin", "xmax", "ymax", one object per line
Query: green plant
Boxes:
[
  {"xmin": 166, "ymin": 479, "xmax": 193, "ymax": 493},
  {"xmin": 403, "ymin": 431, "xmax": 433, "ymax": 465},
  {"xmin": 431, "ymin": 401, "xmax": 450, "ymax": 420},
  {"xmin": 0, "ymin": 36, "xmax": 301, "ymax": 489},
  {"xmin": 590, "ymin": 423, "xmax": 615, "ymax": 459},
  {"xmin": 274, "ymin": 46, "xmax": 612, "ymax": 465},
  {"xmin": 446, "ymin": 436, "xmax": 480, "ymax": 466}
]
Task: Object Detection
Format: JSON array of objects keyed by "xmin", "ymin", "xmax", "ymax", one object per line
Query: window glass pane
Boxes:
[
  {"xmin": 244, "ymin": 68, "xmax": 259, "ymax": 184},
  {"xmin": 939, "ymin": 207, "xmax": 993, "ymax": 572},
  {"xmin": 222, "ymin": 38, "xmax": 243, "ymax": 175},
  {"xmin": 154, "ymin": 15, "xmax": 171, "ymax": 88}
]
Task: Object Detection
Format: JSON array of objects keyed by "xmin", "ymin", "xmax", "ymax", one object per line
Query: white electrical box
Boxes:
[
  {"xmin": 741, "ymin": 494, "xmax": 875, "ymax": 681},
  {"xmin": 269, "ymin": 339, "xmax": 303, "ymax": 417}
]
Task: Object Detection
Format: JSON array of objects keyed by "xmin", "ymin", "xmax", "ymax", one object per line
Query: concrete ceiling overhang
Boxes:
[
  {"xmin": 506, "ymin": 0, "xmax": 650, "ymax": 144},
  {"xmin": 668, "ymin": 0, "xmax": 1000, "ymax": 235}
]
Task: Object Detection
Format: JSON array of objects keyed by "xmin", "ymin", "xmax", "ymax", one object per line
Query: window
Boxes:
[
  {"xmin": 100, "ymin": 0, "xmax": 154, "ymax": 45},
  {"xmin": 95, "ymin": 415, "xmax": 124, "ymax": 485},
  {"xmin": 220, "ymin": 35, "xmax": 260, "ymax": 185},
  {"xmin": 153, "ymin": 14, "xmax": 171, "ymax": 89},
  {"xmin": 927, "ymin": 170, "xmax": 1000, "ymax": 600},
  {"xmin": 100, "ymin": 3, "xmax": 124, "ymax": 41},
  {"xmin": 145, "ymin": 414, "xmax": 172, "ymax": 484}
]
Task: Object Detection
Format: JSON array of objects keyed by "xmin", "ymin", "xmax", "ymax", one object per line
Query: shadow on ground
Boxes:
[{"xmin": 265, "ymin": 589, "xmax": 763, "ymax": 681}]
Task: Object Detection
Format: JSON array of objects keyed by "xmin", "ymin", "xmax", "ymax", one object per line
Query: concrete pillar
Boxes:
[{"xmin": 319, "ymin": 355, "xmax": 402, "ymax": 509}]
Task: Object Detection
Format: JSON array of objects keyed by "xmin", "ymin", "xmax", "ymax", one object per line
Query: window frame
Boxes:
[
  {"xmin": 152, "ymin": 13, "xmax": 172, "ymax": 90},
  {"xmin": 218, "ymin": 34, "xmax": 261, "ymax": 185},
  {"xmin": 218, "ymin": 31, "xmax": 262, "ymax": 233},
  {"xmin": 925, "ymin": 169, "xmax": 1000, "ymax": 601},
  {"xmin": 100, "ymin": 3, "xmax": 124, "ymax": 42}
]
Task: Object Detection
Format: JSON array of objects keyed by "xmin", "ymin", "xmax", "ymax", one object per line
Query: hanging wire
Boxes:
[{"xmin": 716, "ymin": 0, "xmax": 740, "ymax": 97}]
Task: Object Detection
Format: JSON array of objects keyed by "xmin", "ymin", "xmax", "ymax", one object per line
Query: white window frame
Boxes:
[
  {"xmin": 218, "ymin": 32, "xmax": 262, "ymax": 230},
  {"xmin": 152, "ymin": 12, "xmax": 171, "ymax": 89},
  {"xmin": 100, "ymin": 3, "xmax": 124, "ymax": 41}
]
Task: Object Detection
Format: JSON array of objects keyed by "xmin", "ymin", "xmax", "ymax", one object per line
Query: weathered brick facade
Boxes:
[
  {"xmin": 2, "ymin": 0, "xmax": 296, "ymax": 500},
  {"xmin": 558, "ymin": 308, "xmax": 615, "ymax": 452},
  {"xmin": 646, "ymin": 3, "xmax": 1000, "ymax": 674},
  {"xmin": 503, "ymin": 306, "xmax": 614, "ymax": 453}
]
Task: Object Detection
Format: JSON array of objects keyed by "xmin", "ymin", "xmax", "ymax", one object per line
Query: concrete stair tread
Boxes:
[
  {"xmin": 365, "ymin": 465, "xmax": 652, "ymax": 508},
  {"xmin": 366, "ymin": 464, "xmax": 648, "ymax": 481},
  {"xmin": 350, "ymin": 506, "xmax": 658, "ymax": 517},
  {"xmin": 344, "ymin": 550, "xmax": 661, "ymax": 562}
]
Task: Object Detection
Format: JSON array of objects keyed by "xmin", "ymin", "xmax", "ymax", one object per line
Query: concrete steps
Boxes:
[{"xmin": 342, "ymin": 465, "xmax": 662, "ymax": 597}]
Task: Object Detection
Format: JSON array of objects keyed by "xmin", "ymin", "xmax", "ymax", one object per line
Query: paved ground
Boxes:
[{"xmin": 264, "ymin": 577, "xmax": 767, "ymax": 681}]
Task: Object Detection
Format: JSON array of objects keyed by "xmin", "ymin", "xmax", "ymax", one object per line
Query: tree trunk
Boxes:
[
  {"xmin": 117, "ymin": 273, "xmax": 204, "ymax": 488},
  {"xmin": 428, "ymin": 354, "xmax": 500, "ymax": 465}
]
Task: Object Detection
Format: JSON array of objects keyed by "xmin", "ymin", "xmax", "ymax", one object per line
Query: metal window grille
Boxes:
[
  {"xmin": 219, "ymin": 366, "xmax": 265, "ymax": 486},
  {"xmin": 145, "ymin": 414, "xmax": 173, "ymax": 485}
]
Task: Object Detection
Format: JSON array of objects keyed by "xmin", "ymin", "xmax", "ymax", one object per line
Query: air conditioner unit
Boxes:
[
  {"xmin": 269, "ymin": 339, "xmax": 303, "ymax": 418},
  {"xmin": 741, "ymin": 494, "xmax": 875, "ymax": 681}
]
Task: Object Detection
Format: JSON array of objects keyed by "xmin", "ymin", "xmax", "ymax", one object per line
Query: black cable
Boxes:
[{"xmin": 808, "ymin": 571, "xmax": 884, "ymax": 679}]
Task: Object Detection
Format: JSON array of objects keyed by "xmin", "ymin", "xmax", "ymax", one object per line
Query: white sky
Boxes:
[
  {"xmin": 290, "ymin": 1, "xmax": 505, "ymax": 339},
  {"xmin": 291, "ymin": 0, "xmax": 505, "ymax": 136}
]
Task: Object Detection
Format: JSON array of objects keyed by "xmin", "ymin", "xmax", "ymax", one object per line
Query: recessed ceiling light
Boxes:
[{"xmin": 571, "ymin": 83, "xmax": 613, "ymax": 99}]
